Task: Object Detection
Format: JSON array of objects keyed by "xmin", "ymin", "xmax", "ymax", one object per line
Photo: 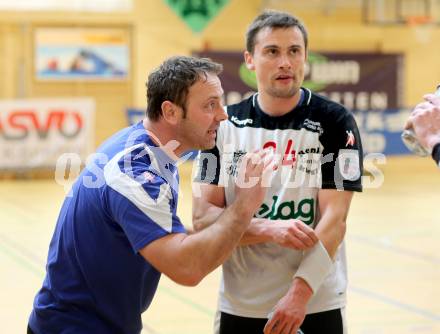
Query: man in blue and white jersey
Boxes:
[{"xmin": 28, "ymin": 56, "xmax": 272, "ymax": 334}]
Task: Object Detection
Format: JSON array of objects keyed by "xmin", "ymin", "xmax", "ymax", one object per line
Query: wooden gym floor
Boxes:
[{"xmin": 1, "ymin": 156, "xmax": 439, "ymax": 333}]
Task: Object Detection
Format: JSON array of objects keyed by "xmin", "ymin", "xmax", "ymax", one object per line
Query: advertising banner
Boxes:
[
  {"xmin": 0, "ymin": 99, "xmax": 95, "ymax": 169},
  {"xmin": 197, "ymin": 51, "xmax": 402, "ymax": 110},
  {"xmin": 354, "ymin": 109, "xmax": 411, "ymax": 155},
  {"xmin": 196, "ymin": 51, "xmax": 407, "ymax": 155}
]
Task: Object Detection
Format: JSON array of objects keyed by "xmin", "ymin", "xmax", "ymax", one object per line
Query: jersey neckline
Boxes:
[{"xmin": 252, "ymin": 88, "xmax": 312, "ymax": 122}]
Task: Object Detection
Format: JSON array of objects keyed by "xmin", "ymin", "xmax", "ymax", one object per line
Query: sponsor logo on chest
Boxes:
[
  {"xmin": 303, "ymin": 119, "xmax": 323, "ymax": 134},
  {"xmin": 256, "ymin": 195, "xmax": 315, "ymax": 225},
  {"xmin": 230, "ymin": 116, "xmax": 253, "ymax": 126}
]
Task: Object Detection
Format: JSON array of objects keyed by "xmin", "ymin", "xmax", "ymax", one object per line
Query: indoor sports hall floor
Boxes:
[{"xmin": 1, "ymin": 156, "xmax": 439, "ymax": 334}]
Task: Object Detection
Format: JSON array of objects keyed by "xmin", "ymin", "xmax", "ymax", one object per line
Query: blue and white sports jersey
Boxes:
[{"xmin": 29, "ymin": 122, "xmax": 186, "ymax": 334}]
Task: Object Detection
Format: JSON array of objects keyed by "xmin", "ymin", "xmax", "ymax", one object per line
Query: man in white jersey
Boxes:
[
  {"xmin": 193, "ymin": 11, "xmax": 363, "ymax": 334},
  {"xmin": 405, "ymin": 93, "xmax": 440, "ymax": 167}
]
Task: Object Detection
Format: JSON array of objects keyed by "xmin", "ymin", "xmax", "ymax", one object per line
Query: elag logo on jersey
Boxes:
[
  {"xmin": 257, "ymin": 196, "xmax": 315, "ymax": 225},
  {"xmin": 0, "ymin": 109, "xmax": 84, "ymax": 140}
]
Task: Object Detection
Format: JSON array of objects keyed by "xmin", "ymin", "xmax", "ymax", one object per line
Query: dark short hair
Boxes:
[
  {"xmin": 246, "ymin": 10, "xmax": 308, "ymax": 54},
  {"xmin": 146, "ymin": 56, "xmax": 223, "ymax": 121}
]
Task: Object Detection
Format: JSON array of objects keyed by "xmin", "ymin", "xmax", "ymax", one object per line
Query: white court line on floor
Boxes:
[
  {"xmin": 350, "ymin": 285, "xmax": 440, "ymax": 321},
  {"xmin": 349, "ymin": 234, "xmax": 440, "ymax": 265}
]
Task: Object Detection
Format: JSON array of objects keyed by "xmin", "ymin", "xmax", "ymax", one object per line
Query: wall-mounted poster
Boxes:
[{"xmin": 35, "ymin": 27, "xmax": 130, "ymax": 80}]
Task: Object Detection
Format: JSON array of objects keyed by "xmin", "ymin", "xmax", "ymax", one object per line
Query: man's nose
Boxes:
[
  {"xmin": 279, "ymin": 53, "xmax": 292, "ymax": 69},
  {"xmin": 216, "ymin": 105, "xmax": 228, "ymax": 122}
]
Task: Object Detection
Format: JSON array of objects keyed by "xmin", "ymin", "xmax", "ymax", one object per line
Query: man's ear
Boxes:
[
  {"xmin": 304, "ymin": 50, "xmax": 308, "ymax": 71},
  {"xmin": 161, "ymin": 101, "xmax": 179, "ymax": 125},
  {"xmin": 244, "ymin": 51, "xmax": 255, "ymax": 71}
]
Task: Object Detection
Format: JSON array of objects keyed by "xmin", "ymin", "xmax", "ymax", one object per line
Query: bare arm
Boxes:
[
  {"xmin": 264, "ymin": 189, "xmax": 354, "ymax": 334},
  {"xmin": 140, "ymin": 150, "xmax": 272, "ymax": 286},
  {"xmin": 192, "ymin": 183, "xmax": 270, "ymax": 243},
  {"xmin": 315, "ymin": 189, "xmax": 353, "ymax": 257},
  {"xmin": 193, "ymin": 183, "xmax": 317, "ymax": 248},
  {"xmin": 140, "ymin": 199, "xmax": 252, "ymax": 286},
  {"xmin": 192, "ymin": 183, "xmax": 225, "ymax": 231}
]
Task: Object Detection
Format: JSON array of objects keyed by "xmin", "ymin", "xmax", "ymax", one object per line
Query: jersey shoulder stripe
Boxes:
[{"xmin": 104, "ymin": 143, "xmax": 174, "ymax": 233}]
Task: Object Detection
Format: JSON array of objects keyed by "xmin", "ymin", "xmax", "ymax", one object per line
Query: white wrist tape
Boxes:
[{"xmin": 293, "ymin": 241, "xmax": 333, "ymax": 294}]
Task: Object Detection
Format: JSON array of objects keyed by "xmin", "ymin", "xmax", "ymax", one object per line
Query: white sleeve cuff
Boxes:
[{"xmin": 293, "ymin": 240, "xmax": 333, "ymax": 294}]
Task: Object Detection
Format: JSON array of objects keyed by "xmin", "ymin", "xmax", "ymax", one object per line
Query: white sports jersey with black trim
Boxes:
[{"xmin": 196, "ymin": 88, "xmax": 363, "ymax": 317}]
